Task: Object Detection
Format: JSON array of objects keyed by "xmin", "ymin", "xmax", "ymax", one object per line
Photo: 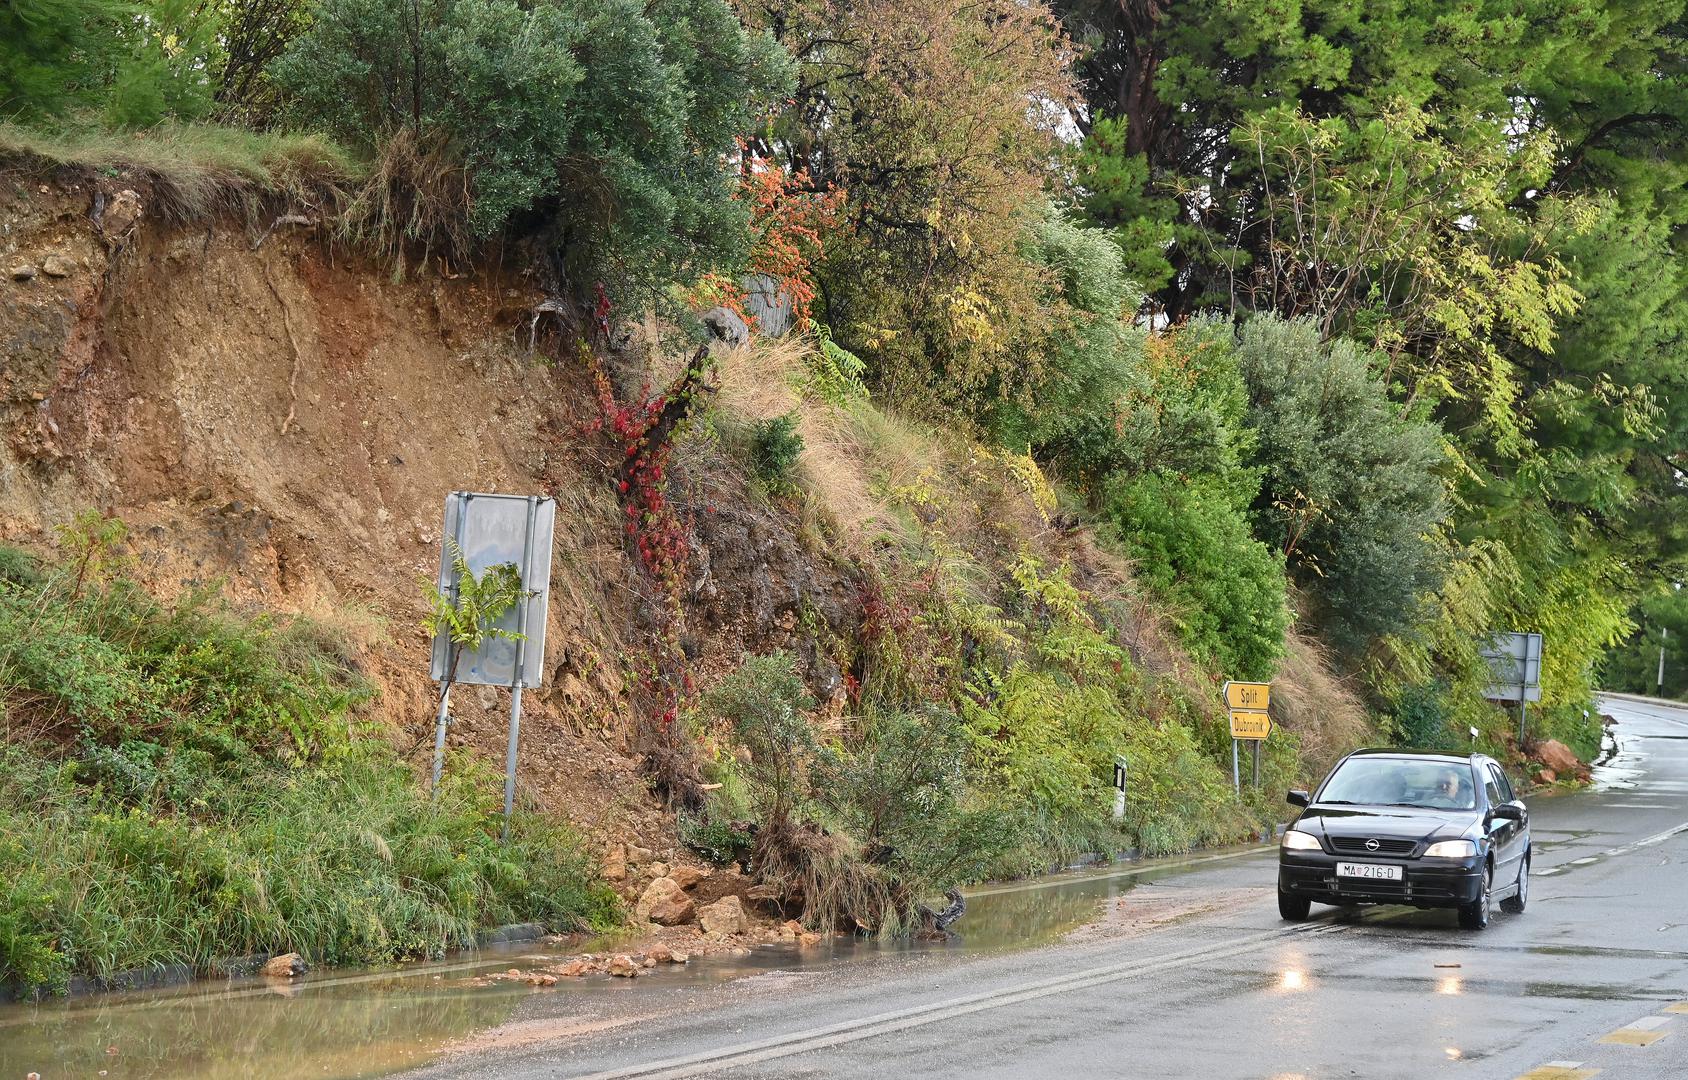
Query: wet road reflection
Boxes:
[{"xmin": 0, "ymin": 845, "xmax": 1271, "ymax": 1078}]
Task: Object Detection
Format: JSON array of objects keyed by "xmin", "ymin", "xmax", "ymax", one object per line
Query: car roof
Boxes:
[{"xmin": 1342, "ymin": 748, "xmax": 1482, "ymax": 767}]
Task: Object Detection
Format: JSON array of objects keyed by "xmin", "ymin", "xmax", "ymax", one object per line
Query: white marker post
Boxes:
[{"xmin": 1112, "ymin": 755, "xmax": 1128, "ymax": 823}]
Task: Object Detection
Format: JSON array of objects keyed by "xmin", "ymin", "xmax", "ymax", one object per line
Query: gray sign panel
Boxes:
[
  {"xmin": 428, "ymin": 492, "xmax": 555, "ymax": 689},
  {"xmin": 1480, "ymin": 631, "xmax": 1543, "ymax": 703}
]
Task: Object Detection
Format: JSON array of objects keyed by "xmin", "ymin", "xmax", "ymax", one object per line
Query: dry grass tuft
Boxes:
[
  {"xmin": 712, "ymin": 335, "xmax": 934, "ymax": 549},
  {"xmin": 340, "ymin": 128, "xmax": 475, "ymax": 267},
  {"xmin": 1271, "ymin": 625, "xmax": 1376, "ymax": 782},
  {"xmin": 0, "ymin": 120, "xmax": 356, "ymax": 222}
]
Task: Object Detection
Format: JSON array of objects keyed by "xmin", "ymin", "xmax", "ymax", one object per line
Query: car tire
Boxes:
[
  {"xmin": 1278, "ymin": 887, "xmax": 1312, "ymax": 922},
  {"xmin": 1458, "ymin": 862, "xmax": 1493, "ymax": 930},
  {"xmin": 1500, "ymin": 851, "xmax": 1529, "ymax": 914}
]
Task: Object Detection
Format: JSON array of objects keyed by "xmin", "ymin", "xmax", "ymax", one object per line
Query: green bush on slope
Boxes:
[{"xmin": 0, "ymin": 535, "xmax": 616, "ymax": 993}]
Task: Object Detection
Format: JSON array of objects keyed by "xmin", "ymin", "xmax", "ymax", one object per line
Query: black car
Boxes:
[{"xmin": 1277, "ymin": 748, "xmax": 1530, "ymax": 930}]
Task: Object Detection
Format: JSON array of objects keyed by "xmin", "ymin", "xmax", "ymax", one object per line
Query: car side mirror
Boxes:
[
  {"xmin": 1489, "ymin": 804, "xmax": 1523, "ymax": 821},
  {"xmin": 1287, "ymin": 789, "xmax": 1310, "ymax": 808}
]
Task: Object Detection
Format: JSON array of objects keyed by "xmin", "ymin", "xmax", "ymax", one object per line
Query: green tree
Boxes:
[
  {"xmin": 273, "ymin": 0, "xmax": 790, "ymax": 289},
  {"xmin": 749, "ymin": 0, "xmax": 1076, "ymax": 412},
  {"xmin": 2, "ymin": 0, "xmax": 216, "ymax": 124},
  {"xmin": 1603, "ymin": 588, "xmax": 1688, "ymax": 699},
  {"xmin": 1235, "ymin": 316, "xmax": 1448, "ymax": 653}
]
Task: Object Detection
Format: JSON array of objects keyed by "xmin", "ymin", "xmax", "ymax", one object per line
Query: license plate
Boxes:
[{"xmin": 1336, "ymin": 862, "xmax": 1402, "ymax": 881}]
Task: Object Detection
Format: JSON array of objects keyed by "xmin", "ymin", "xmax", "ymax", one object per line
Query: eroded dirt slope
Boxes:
[{"xmin": 0, "ymin": 173, "xmax": 853, "ymax": 865}]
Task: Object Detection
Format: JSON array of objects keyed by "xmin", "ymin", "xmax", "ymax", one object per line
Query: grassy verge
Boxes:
[
  {"xmin": 0, "ymin": 532, "xmax": 617, "ymax": 994},
  {"xmin": 0, "ymin": 119, "xmax": 358, "ymax": 220}
]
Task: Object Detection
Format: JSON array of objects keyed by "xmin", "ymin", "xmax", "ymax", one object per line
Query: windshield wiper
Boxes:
[{"xmin": 1317, "ymin": 799, "xmax": 1360, "ymax": 805}]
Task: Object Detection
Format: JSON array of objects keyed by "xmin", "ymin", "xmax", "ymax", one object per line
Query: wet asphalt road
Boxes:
[{"xmin": 411, "ymin": 694, "xmax": 1688, "ymax": 1080}]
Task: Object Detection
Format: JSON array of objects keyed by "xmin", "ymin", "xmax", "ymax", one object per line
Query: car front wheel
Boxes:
[
  {"xmin": 1278, "ymin": 887, "xmax": 1312, "ymax": 922},
  {"xmin": 1458, "ymin": 863, "xmax": 1492, "ymax": 930},
  {"xmin": 1500, "ymin": 851, "xmax": 1529, "ymax": 914}
]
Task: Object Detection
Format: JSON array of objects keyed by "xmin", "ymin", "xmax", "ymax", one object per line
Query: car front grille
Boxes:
[{"xmin": 1330, "ymin": 836, "xmax": 1418, "ymax": 856}]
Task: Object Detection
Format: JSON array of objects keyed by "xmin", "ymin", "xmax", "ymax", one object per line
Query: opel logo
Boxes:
[{"xmin": 1365, "ymin": 838, "xmax": 1381, "ymax": 852}]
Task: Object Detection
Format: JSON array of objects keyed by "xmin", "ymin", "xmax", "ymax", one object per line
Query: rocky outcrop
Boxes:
[{"xmin": 260, "ymin": 953, "xmax": 307, "ymax": 977}]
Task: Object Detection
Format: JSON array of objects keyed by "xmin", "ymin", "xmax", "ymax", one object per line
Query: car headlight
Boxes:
[
  {"xmin": 1424, "ymin": 839, "xmax": 1477, "ymax": 858},
  {"xmin": 1281, "ymin": 830, "xmax": 1322, "ymax": 852}
]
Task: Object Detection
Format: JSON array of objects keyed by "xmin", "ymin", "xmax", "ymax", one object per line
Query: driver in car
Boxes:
[{"xmin": 1426, "ymin": 767, "xmax": 1467, "ymax": 808}]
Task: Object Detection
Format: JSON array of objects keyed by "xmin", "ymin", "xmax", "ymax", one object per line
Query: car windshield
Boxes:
[{"xmin": 1318, "ymin": 758, "xmax": 1477, "ymax": 811}]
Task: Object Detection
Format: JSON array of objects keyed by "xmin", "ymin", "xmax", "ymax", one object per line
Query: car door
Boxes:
[{"xmin": 1484, "ymin": 763, "xmax": 1522, "ymax": 881}]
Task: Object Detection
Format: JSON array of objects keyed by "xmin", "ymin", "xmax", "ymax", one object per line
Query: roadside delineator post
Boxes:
[{"xmin": 1112, "ymin": 755, "xmax": 1128, "ymax": 823}]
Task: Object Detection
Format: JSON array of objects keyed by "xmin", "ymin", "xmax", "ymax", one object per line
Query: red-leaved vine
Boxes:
[{"xmin": 578, "ymin": 338, "xmax": 714, "ymax": 735}]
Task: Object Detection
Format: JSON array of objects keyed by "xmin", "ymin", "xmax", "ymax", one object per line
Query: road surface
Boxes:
[{"xmin": 408, "ymin": 694, "xmax": 1688, "ymax": 1080}]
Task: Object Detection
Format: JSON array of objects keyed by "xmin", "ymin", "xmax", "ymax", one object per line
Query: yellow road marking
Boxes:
[
  {"xmin": 1665, "ymin": 1001, "xmax": 1688, "ymax": 1014},
  {"xmin": 1599, "ymin": 1027, "xmax": 1669, "ymax": 1046},
  {"xmin": 1514, "ymin": 1066, "xmax": 1598, "ymax": 1080}
]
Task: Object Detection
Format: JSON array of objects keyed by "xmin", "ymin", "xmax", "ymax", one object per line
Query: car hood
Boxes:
[{"xmin": 1296, "ymin": 805, "xmax": 1478, "ymax": 844}]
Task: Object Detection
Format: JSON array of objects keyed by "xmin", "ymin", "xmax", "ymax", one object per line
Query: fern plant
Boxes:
[{"xmin": 423, "ymin": 542, "xmax": 527, "ymax": 778}]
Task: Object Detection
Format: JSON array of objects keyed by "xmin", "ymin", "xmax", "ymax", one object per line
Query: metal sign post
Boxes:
[
  {"xmin": 1479, "ymin": 632, "xmax": 1542, "ymax": 747},
  {"xmin": 501, "ymin": 495, "xmax": 540, "ymax": 841},
  {"xmin": 427, "ymin": 492, "xmax": 556, "ymax": 838},
  {"xmin": 1223, "ymin": 681, "xmax": 1272, "ymax": 795}
]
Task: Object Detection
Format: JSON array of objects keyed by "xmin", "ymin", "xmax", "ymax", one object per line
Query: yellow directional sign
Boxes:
[
  {"xmin": 1229, "ymin": 709, "xmax": 1271, "ymax": 740},
  {"xmin": 1223, "ymin": 681, "xmax": 1271, "ymax": 711}
]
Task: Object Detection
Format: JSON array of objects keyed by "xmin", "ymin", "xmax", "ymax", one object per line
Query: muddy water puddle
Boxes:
[{"xmin": 0, "ymin": 845, "xmax": 1271, "ymax": 1079}]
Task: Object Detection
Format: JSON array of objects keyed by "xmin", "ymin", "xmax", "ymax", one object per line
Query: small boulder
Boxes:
[
  {"xmin": 798, "ymin": 932, "xmax": 822, "ymax": 948},
  {"xmin": 635, "ymin": 877, "xmax": 695, "ymax": 927},
  {"xmin": 647, "ymin": 861, "xmax": 669, "ymax": 880},
  {"xmin": 700, "ymin": 306, "xmax": 749, "ymax": 347},
  {"xmin": 603, "ymin": 844, "xmax": 627, "ymax": 882},
  {"xmin": 1538, "ymin": 768, "xmax": 1557, "ymax": 784},
  {"xmin": 629, "ymin": 845, "xmax": 656, "ymax": 865},
  {"xmin": 10, "ymin": 264, "xmax": 37, "ymax": 281},
  {"xmin": 261, "ymin": 953, "xmax": 307, "ymax": 978},
  {"xmin": 698, "ymin": 895, "xmax": 749, "ymax": 936},
  {"xmin": 669, "ymin": 865, "xmax": 706, "ymax": 891},
  {"xmin": 1536, "ymin": 739, "xmax": 1582, "ymax": 776},
  {"xmin": 40, "ymin": 254, "xmax": 74, "ymax": 278},
  {"xmin": 556, "ymin": 961, "xmax": 590, "ymax": 978},
  {"xmin": 669, "ymin": 949, "xmax": 690, "ymax": 964},
  {"xmin": 607, "ymin": 954, "xmax": 640, "ymax": 978}
]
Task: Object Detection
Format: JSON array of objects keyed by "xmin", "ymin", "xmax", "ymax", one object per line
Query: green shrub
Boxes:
[
  {"xmin": 0, "ymin": 549, "xmax": 617, "ymax": 991},
  {"xmin": 750, "ymin": 412, "xmax": 805, "ymax": 496},
  {"xmin": 678, "ymin": 812, "xmax": 753, "ymax": 867},
  {"xmin": 0, "ymin": 745, "xmax": 618, "ymax": 988},
  {"xmin": 0, "ymin": 545, "xmax": 42, "ymax": 588},
  {"xmin": 803, "ymin": 322, "xmax": 871, "ymax": 406},
  {"xmin": 1236, "ymin": 315, "xmax": 1448, "ymax": 653},
  {"xmin": 1102, "ymin": 473, "xmax": 1289, "ymax": 680},
  {"xmin": 1392, "ymin": 681, "xmax": 1455, "ymax": 749},
  {"xmin": 818, "ymin": 705, "xmax": 1020, "ymax": 889},
  {"xmin": 273, "ymin": 0, "xmax": 791, "ymax": 287}
]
